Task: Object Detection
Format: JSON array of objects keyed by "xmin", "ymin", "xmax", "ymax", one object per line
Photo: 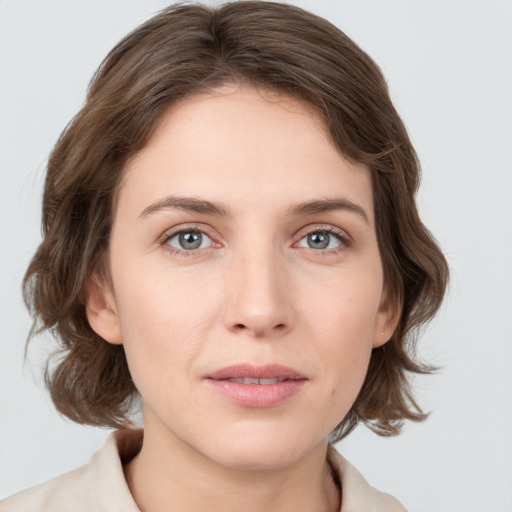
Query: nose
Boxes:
[{"xmin": 222, "ymin": 245, "xmax": 294, "ymax": 339}]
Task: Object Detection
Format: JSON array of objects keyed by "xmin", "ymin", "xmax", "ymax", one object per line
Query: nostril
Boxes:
[{"xmin": 231, "ymin": 322, "xmax": 288, "ymax": 334}]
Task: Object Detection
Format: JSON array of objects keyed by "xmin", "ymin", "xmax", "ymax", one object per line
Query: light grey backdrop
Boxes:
[{"xmin": 1, "ymin": 1, "xmax": 511, "ymax": 511}]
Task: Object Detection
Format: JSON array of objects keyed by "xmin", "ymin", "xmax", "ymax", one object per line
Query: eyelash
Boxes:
[
  {"xmin": 159, "ymin": 224, "xmax": 218, "ymax": 257},
  {"xmin": 294, "ymin": 225, "xmax": 353, "ymax": 255},
  {"xmin": 159, "ymin": 224, "xmax": 352, "ymax": 257}
]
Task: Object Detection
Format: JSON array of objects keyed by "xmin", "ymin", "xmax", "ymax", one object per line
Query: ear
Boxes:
[
  {"xmin": 85, "ymin": 274, "xmax": 122, "ymax": 345},
  {"xmin": 372, "ymin": 288, "xmax": 401, "ymax": 349}
]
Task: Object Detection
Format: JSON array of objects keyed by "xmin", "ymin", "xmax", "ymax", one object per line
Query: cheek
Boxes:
[
  {"xmin": 305, "ymin": 274, "xmax": 382, "ymax": 405},
  {"xmin": 318, "ymin": 330, "xmax": 374, "ymax": 432},
  {"xmin": 305, "ymin": 266, "xmax": 382, "ymax": 345},
  {"xmin": 111, "ymin": 262, "xmax": 222, "ymax": 386}
]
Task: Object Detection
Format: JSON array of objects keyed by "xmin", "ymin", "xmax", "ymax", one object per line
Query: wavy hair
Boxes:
[{"xmin": 23, "ymin": 1, "xmax": 449, "ymax": 441}]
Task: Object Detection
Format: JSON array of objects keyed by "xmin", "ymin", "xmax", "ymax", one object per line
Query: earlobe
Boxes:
[
  {"xmin": 372, "ymin": 293, "xmax": 401, "ymax": 349},
  {"xmin": 85, "ymin": 275, "xmax": 123, "ymax": 345}
]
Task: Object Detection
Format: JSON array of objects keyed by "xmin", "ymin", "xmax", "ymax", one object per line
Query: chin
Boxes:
[{"xmin": 199, "ymin": 423, "xmax": 323, "ymax": 471}]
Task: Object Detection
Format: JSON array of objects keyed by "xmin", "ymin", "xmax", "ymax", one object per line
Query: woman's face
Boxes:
[{"xmin": 88, "ymin": 86, "xmax": 397, "ymax": 469}]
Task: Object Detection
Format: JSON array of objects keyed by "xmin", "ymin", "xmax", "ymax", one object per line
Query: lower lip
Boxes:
[{"xmin": 205, "ymin": 379, "xmax": 307, "ymax": 408}]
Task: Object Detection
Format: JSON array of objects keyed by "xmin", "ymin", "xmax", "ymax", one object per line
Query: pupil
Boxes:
[
  {"xmin": 179, "ymin": 231, "xmax": 202, "ymax": 250},
  {"xmin": 308, "ymin": 232, "xmax": 329, "ymax": 249}
]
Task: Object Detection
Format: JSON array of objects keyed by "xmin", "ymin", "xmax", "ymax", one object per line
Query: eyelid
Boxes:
[
  {"xmin": 293, "ymin": 224, "xmax": 353, "ymax": 250},
  {"xmin": 158, "ymin": 224, "xmax": 221, "ymax": 254},
  {"xmin": 157, "ymin": 222, "xmax": 352, "ymax": 256}
]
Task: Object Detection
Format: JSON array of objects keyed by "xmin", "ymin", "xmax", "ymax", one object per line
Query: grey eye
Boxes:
[
  {"xmin": 307, "ymin": 232, "xmax": 329, "ymax": 249},
  {"xmin": 297, "ymin": 231, "xmax": 341, "ymax": 250},
  {"xmin": 168, "ymin": 230, "xmax": 212, "ymax": 251}
]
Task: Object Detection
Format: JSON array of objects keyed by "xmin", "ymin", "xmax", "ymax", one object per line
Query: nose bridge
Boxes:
[{"xmin": 223, "ymin": 237, "xmax": 292, "ymax": 337}]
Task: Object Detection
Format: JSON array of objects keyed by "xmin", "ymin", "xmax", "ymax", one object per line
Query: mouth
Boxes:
[
  {"xmin": 224, "ymin": 377, "xmax": 287, "ymax": 385},
  {"xmin": 204, "ymin": 364, "xmax": 308, "ymax": 408}
]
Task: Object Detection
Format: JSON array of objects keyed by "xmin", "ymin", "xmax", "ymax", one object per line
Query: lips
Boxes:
[{"xmin": 204, "ymin": 364, "xmax": 307, "ymax": 408}]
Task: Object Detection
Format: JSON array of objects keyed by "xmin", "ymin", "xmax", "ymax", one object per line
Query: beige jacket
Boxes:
[{"xmin": 1, "ymin": 430, "xmax": 406, "ymax": 511}]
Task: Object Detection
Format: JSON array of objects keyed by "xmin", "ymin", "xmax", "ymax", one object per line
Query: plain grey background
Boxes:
[{"xmin": 1, "ymin": 1, "xmax": 511, "ymax": 511}]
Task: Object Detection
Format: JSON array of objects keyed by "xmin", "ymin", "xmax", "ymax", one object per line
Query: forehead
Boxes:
[{"xmin": 119, "ymin": 86, "xmax": 374, "ymax": 223}]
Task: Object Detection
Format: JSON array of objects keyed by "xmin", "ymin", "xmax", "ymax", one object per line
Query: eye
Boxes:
[
  {"xmin": 166, "ymin": 229, "xmax": 213, "ymax": 251},
  {"xmin": 296, "ymin": 230, "xmax": 344, "ymax": 250}
]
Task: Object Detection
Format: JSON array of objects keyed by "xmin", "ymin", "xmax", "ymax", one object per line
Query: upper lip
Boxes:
[{"xmin": 206, "ymin": 364, "xmax": 307, "ymax": 381}]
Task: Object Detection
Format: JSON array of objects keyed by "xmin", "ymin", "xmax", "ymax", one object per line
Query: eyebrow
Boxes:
[
  {"xmin": 139, "ymin": 196, "xmax": 230, "ymax": 218},
  {"xmin": 287, "ymin": 198, "xmax": 370, "ymax": 224},
  {"xmin": 139, "ymin": 195, "xmax": 369, "ymax": 224}
]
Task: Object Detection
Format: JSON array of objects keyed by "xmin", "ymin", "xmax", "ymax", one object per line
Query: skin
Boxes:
[{"xmin": 86, "ymin": 86, "xmax": 399, "ymax": 512}]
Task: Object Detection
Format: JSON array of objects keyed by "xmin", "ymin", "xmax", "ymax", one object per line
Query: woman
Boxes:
[{"xmin": 1, "ymin": 2, "xmax": 448, "ymax": 511}]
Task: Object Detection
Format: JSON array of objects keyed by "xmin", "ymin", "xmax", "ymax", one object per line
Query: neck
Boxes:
[{"xmin": 124, "ymin": 420, "xmax": 340, "ymax": 512}]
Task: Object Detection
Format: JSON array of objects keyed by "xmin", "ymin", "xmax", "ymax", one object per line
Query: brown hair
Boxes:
[{"xmin": 23, "ymin": 1, "xmax": 448, "ymax": 441}]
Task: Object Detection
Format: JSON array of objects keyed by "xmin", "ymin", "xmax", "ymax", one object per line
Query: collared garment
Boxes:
[{"xmin": 1, "ymin": 429, "xmax": 406, "ymax": 511}]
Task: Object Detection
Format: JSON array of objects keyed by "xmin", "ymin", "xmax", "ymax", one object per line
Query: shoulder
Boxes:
[
  {"xmin": 327, "ymin": 445, "xmax": 408, "ymax": 512},
  {"xmin": 0, "ymin": 464, "xmax": 91, "ymax": 512},
  {"xmin": 0, "ymin": 429, "xmax": 142, "ymax": 512}
]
